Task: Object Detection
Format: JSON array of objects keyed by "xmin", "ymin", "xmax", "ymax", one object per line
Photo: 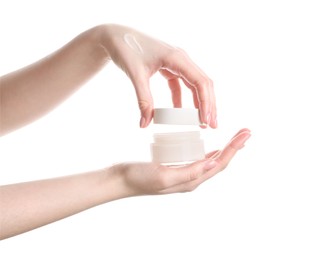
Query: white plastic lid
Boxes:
[{"xmin": 153, "ymin": 108, "xmax": 200, "ymax": 125}]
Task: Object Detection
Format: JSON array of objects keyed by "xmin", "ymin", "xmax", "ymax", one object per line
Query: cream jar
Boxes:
[{"xmin": 151, "ymin": 108, "xmax": 205, "ymax": 165}]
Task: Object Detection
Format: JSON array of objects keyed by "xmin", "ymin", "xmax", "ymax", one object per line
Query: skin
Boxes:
[
  {"xmin": 0, "ymin": 24, "xmax": 251, "ymax": 240},
  {"xmin": 0, "ymin": 24, "xmax": 216, "ymax": 135}
]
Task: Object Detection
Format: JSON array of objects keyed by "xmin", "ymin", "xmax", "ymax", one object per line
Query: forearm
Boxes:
[
  {"xmin": 0, "ymin": 25, "xmax": 110, "ymax": 136},
  {"xmin": 0, "ymin": 129, "xmax": 251, "ymax": 240},
  {"xmin": 0, "ymin": 166, "xmax": 127, "ymax": 240}
]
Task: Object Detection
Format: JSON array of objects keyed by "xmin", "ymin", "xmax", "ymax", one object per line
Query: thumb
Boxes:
[
  {"xmin": 131, "ymin": 74, "xmax": 154, "ymax": 128},
  {"xmin": 167, "ymin": 159, "xmax": 218, "ymax": 186},
  {"xmin": 138, "ymin": 98, "xmax": 153, "ymax": 128},
  {"xmin": 159, "ymin": 159, "xmax": 218, "ymax": 194}
]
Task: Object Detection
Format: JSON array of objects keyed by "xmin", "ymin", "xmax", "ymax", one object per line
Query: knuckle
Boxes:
[
  {"xmin": 196, "ymin": 77, "xmax": 213, "ymax": 89},
  {"xmin": 138, "ymin": 100, "xmax": 152, "ymax": 111},
  {"xmin": 175, "ymin": 47, "xmax": 188, "ymax": 56},
  {"xmin": 165, "ymin": 47, "xmax": 188, "ymax": 61}
]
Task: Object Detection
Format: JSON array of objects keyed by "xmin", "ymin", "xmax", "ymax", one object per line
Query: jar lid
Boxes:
[{"xmin": 153, "ymin": 108, "xmax": 200, "ymax": 125}]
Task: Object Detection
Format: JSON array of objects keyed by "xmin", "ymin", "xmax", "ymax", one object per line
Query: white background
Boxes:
[{"xmin": 1, "ymin": 0, "xmax": 324, "ymax": 259}]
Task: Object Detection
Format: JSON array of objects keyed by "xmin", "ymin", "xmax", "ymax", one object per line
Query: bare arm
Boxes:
[
  {"xmin": 0, "ymin": 167, "xmax": 123, "ymax": 239},
  {"xmin": 0, "ymin": 26, "xmax": 108, "ymax": 135},
  {"xmin": 0, "ymin": 129, "xmax": 251, "ymax": 240},
  {"xmin": 0, "ymin": 24, "xmax": 217, "ymax": 136},
  {"xmin": 0, "ymin": 24, "xmax": 241, "ymax": 240}
]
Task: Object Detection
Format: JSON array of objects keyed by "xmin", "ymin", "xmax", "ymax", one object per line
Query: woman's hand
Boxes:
[
  {"xmin": 1, "ymin": 24, "xmax": 216, "ymax": 135},
  {"xmin": 113, "ymin": 128, "xmax": 250, "ymax": 196},
  {"xmin": 0, "ymin": 129, "xmax": 250, "ymax": 239},
  {"xmin": 100, "ymin": 24, "xmax": 217, "ymax": 128}
]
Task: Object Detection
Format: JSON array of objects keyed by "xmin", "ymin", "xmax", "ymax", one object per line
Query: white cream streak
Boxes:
[{"xmin": 123, "ymin": 33, "xmax": 144, "ymax": 54}]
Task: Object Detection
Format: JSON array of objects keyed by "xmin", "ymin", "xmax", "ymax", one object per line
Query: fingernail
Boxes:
[
  {"xmin": 213, "ymin": 117, "xmax": 218, "ymax": 128},
  {"xmin": 140, "ymin": 117, "xmax": 146, "ymax": 128},
  {"xmin": 200, "ymin": 117, "xmax": 209, "ymax": 128},
  {"xmin": 204, "ymin": 159, "xmax": 217, "ymax": 171},
  {"xmin": 239, "ymin": 134, "xmax": 251, "ymax": 148},
  {"xmin": 207, "ymin": 113, "xmax": 211, "ymax": 125}
]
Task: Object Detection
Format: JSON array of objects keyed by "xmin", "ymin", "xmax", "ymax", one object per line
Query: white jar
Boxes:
[{"xmin": 151, "ymin": 108, "xmax": 205, "ymax": 165}]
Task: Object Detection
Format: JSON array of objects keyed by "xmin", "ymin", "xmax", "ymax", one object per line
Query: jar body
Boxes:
[
  {"xmin": 151, "ymin": 131, "xmax": 205, "ymax": 165},
  {"xmin": 150, "ymin": 108, "xmax": 205, "ymax": 165}
]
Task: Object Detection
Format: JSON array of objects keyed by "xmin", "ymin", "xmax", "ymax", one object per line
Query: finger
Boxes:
[
  {"xmin": 205, "ymin": 128, "xmax": 250, "ymax": 159},
  {"xmin": 129, "ymin": 69, "xmax": 154, "ymax": 128},
  {"xmin": 204, "ymin": 78, "xmax": 215, "ymax": 128},
  {"xmin": 182, "ymin": 80, "xmax": 209, "ymax": 128},
  {"xmin": 209, "ymin": 151, "xmax": 222, "ymax": 160},
  {"xmin": 205, "ymin": 150, "xmax": 221, "ymax": 159},
  {"xmin": 168, "ymin": 78, "xmax": 182, "ymax": 108},
  {"xmin": 160, "ymin": 69, "xmax": 182, "ymax": 108},
  {"xmin": 193, "ymin": 80, "xmax": 210, "ymax": 127},
  {"xmin": 216, "ymin": 131, "xmax": 251, "ymax": 166},
  {"xmin": 204, "ymin": 129, "xmax": 250, "ymax": 161},
  {"xmin": 168, "ymin": 129, "xmax": 250, "ymax": 185},
  {"xmin": 159, "ymin": 159, "xmax": 217, "ymax": 191},
  {"xmin": 209, "ymin": 83, "xmax": 217, "ymax": 128},
  {"xmin": 184, "ymin": 78, "xmax": 215, "ymax": 128},
  {"xmin": 162, "ymin": 49, "xmax": 213, "ymax": 125},
  {"xmin": 161, "ymin": 159, "xmax": 219, "ymax": 194},
  {"xmin": 229, "ymin": 128, "xmax": 251, "ymax": 143},
  {"xmin": 197, "ymin": 131, "xmax": 251, "ymax": 184},
  {"xmin": 182, "ymin": 80, "xmax": 200, "ymax": 109},
  {"xmin": 162, "ymin": 131, "xmax": 251, "ymax": 193}
]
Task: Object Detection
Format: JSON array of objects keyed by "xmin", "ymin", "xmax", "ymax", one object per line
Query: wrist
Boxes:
[
  {"xmin": 94, "ymin": 24, "xmax": 117, "ymax": 61},
  {"xmin": 95, "ymin": 23, "xmax": 138, "ymax": 62},
  {"xmin": 83, "ymin": 24, "xmax": 113, "ymax": 62},
  {"xmin": 99, "ymin": 164, "xmax": 134, "ymax": 203}
]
